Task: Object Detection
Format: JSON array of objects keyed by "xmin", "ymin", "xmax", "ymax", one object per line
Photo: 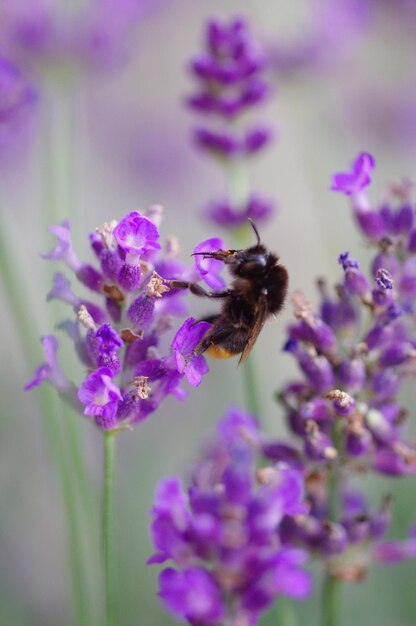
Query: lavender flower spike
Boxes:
[
  {"xmin": 188, "ymin": 16, "xmax": 275, "ymax": 229},
  {"xmin": 27, "ymin": 207, "xmax": 215, "ymax": 431},
  {"xmin": 275, "ymin": 158, "xmax": 416, "ymax": 588},
  {"xmin": 149, "ymin": 408, "xmax": 311, "ymax": 625}
]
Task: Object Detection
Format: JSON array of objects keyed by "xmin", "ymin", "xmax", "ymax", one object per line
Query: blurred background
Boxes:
[{"xmin": 1, "ymin": 0, "xmax": 416, "ymax": 624}]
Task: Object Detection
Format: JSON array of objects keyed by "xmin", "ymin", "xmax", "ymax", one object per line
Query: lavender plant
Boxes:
[
  {"xmin": 25, "ymin": 208, "xmax": 231, "ymax": 625},
  {"xmin": 188, "ymin": 16, "xmax": 274, "ymax": 230},
  {"xmin": 25, "ymin": 210, "xmax": 229, "ymax": 422}
]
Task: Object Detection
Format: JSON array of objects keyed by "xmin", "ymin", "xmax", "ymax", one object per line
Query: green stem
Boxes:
[
  {"xmin": 261, "ymin": 595, "xmax": 297, "ymax": 626},
  {"xmin": 322, "ymin": 434, "xmax": 342, "ymax": 626},
  {"xmin": 227, "ymin": 158, "xmax": 250, "ymax": 207},
  {"xmin": 103, "ymin": 431, "xmax": 117, "ymax": 626},
  {"xmin": 242, "ymin": 356, "xmax": 261, "ymax": 416},
  {"xmin": 322, "ymin": 572, "xmax": 341, "ymax": 626},
  {"xmin": 56, "ymin": 401, "xmax": 90, "ymax": 626},
  {"xmin": 278, "ymin": 598, "xmax": 297, "ymax": 626}
]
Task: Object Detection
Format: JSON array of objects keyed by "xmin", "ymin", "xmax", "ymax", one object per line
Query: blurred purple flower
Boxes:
[
  {"xmin": 207, "ymin": 194, "xmax": 274, "ymax": 229},
  {"xmin": 159, "ymin": 568, "xmax": 224, "ymax": 624},
  {"xmin": 149, "ymin": 408, "xmax": 311, "ymax": 625},
  {"xmin": 25, "ymin": 336, "xmax": 72, "ymax": 394},
  {"xmin": 375, "ymin": 525, "xmax": 416, "ymax": 563},
  {"xmin": 188, "ymin": 16, "xmax": 276, "ymax": 230}
]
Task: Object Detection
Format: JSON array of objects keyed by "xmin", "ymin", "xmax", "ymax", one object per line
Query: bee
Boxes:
[{"xmin": 171, "ymin": 221, "xmax": 288, "ymax": 364}]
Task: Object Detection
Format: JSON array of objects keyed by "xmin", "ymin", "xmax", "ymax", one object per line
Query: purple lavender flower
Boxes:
[
  {"xmin": 172, "ymin": 318, "xmax": 211, "ymax": 387},
  {"xmin": 193, "ymin": 237, "xmax": 225, "ymax": 290},
  {"xmin": 331, "ymin": 152, "xmax": 387, "ymax": 239},
  {"xmin": 374, "ymin": 525, "xmax": 416, "ymax": 563},
  {"xmin": 188, "ymin": 16, "xmax": 275, "ymax": 230},
  {"xmin": 25, "ymin": 336, "xmax": 72, "ymax": 394},
  {"xmin": 375, "ymin": 268, "xmax": 393, "ymax": 291},
  {"xmin": 275, "ymin": 154, "xmax": 416, "ymax": 584},
  {"xmin": 42, "ymin": 220, "xmax": 103, "ymax": 291},
  {"xmin": 331, "ymin": 152, "xmax": 375, "ymax": 196},
  {"xmin": 47, "ymin": 272, "xmax": 106, "ymax": 323},
  {"xmin": 149, "ymin": 409, "xmax": 311, "ymax": 625},
  {"xmin": 338, "ymin": 252, "xmax": 370, "ymax": 297},
  {"xmin": 113, "ymin": 211, "xmax": 160, "ymax": 257},
  {"xmin": 78, "ymin": 367, "xmax": 122, "ymax": 430},
  {"xmin": 206, "ymin": 194, "xmax": 275, "ymax": 229},
  {"xmin": 26, "ymin": 209, "xmax": 220, "ymax": 431},
  {"xmin": 159, "ymin": 568, "xmax": 224, "ymax": 624}
]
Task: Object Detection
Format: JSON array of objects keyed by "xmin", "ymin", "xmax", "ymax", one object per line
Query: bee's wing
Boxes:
[{"xmin": 238, "ymin": 296, "xmax": 269, "ymax": 365}]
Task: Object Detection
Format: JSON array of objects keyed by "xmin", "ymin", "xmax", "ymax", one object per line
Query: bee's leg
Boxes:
[{"xmin": 167, "ymin": 280, "xmax": 230, "ymax": 299}]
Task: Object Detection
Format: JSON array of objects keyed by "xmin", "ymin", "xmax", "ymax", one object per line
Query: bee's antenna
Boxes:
[{"xmin": 248, "ymin": 218, "xmax": 261, "ymax": 246}]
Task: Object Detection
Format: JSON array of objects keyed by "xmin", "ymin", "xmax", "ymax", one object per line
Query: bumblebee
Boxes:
[{"xmin": 172, "ymin": 221, "xmax": 288, "ymax": 364}]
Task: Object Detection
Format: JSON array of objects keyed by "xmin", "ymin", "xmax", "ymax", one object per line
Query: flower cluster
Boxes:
[
  {"xmin": 149, "ymin": 408, "xmax": 311, "ymax": 626},
  {"xmin": 25, "ymin": 208, "xmax": 226, "ymax": 431},
  {"xmin": 188, "ymin": 16, "xmax": 274, "ymax": 229},
  {"xmin": 263, "ymin": 152, "xmax": 416, "ymax": 577}
]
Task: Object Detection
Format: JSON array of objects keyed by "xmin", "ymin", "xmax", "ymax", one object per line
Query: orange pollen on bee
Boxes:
[{"xmin": 206, "ymin": 345, "xmax": 235, "ymax": 359}]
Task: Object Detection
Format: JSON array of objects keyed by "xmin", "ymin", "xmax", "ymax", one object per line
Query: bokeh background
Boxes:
[{"xmin": 2, "ymin": 0, "xmax": 416, "ymax": 624}]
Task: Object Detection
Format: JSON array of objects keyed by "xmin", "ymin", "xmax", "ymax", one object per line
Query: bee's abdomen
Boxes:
[{"xmin": 206, "ymin": 345, "xmax": 236, "ymax": 359}]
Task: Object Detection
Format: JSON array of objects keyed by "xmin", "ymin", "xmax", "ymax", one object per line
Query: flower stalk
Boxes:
[
  {"xmin": 322, "ymin": 573, "xmax": 341, "ymax": 626},
  {"xmin": 103, "ymin": 431, "xmax": 117, "ymax": 626},
  {"xmin": 322, "ymin": 463, "xmax": 342, "ymax": 626}
]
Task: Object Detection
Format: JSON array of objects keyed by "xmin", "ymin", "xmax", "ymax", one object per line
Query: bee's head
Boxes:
[
  {"xmin": 227, "ymin": 244, "xmax": 271, "ymax": 275},
  {"xmin": 230, "ymin": 220, "xmax": 277, "ymax": 274},
  {"xmin": 192, "ymin": 220, "xmax": 277, "ymax": 274}
]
